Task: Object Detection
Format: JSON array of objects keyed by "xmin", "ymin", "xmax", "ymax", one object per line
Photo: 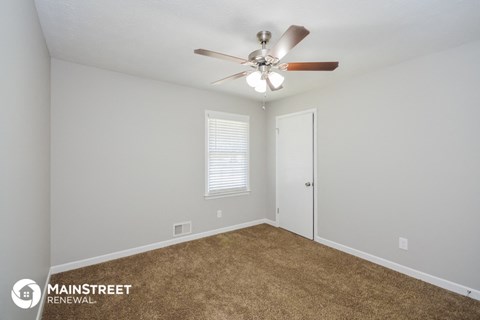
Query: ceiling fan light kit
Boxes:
[
  {"xmin": 254, "ymin": 79, "xmax": 267, "ymax": 93},
  {"xmin": 268, "ymin": 72, "xmax": 285, "ymax": 89},
  {"xmin": 194, "ymin": 25, "xmax": 339, "ymax": 93},
  {"xmin": 246, "ymin": 70, "xmax": 284, "ymax": 93},
  {"xmin": 246, "ymin": 71, "xmax": 261, "ymax": 87}
]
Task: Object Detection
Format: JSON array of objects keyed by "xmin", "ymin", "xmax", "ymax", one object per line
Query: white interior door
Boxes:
[{"xmin": 276, "ymin": 111, "xmax": 314, "ymax": 239}]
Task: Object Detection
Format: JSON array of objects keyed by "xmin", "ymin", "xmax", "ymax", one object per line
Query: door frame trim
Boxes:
[{"xmin": 275, "ymin": 108, "xmax": 318, "ymax": 240}]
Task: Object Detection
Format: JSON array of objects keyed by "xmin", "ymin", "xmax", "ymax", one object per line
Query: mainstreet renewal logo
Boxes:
[
  {"xmin": 11, "ymin": 279, "xmax": 42, "ymax": 309},
  {"xmin": 12, "ymin": 279, "xmax": 132, "ymax": 308},
  {"xmin": 47, "ymin": 283, "xmax": 132, "ymax": 304}
]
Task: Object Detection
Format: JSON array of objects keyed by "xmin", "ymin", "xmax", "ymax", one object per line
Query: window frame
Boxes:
[{"xmin": 204, "ymin": 110, "xmax": 250, "ymax": 199}]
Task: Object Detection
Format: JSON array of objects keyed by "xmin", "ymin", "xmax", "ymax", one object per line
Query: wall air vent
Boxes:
[{"xmin": 173, "ymin": 221, "xmax": 192, "ymax": 237}]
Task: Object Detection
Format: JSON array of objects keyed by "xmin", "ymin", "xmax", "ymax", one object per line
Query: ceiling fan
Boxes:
[{"xmin": 194, "ymin": 25, "xmax": 339, "ymax": 93}]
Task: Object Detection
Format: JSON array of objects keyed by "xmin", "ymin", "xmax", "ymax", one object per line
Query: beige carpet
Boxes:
[{"xmin": 42, "ymin": 224, "xmax": 480, "ymax": 319}]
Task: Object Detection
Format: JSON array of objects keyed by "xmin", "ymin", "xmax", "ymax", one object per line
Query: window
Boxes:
[{"xmin": 205, "ymin": 110, "xmax": 250, "ymax": 198}]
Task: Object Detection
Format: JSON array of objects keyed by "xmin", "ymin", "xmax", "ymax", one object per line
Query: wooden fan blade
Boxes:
[
  {"xmin": 211, "ymin": 71, "xmax": 249, "ymax": 85},
  {"xmin": 266, "ymin": 77, "xmax": 283, "ymax": 91},
  {"xmin": 269, "ymin": 25, "xmax": 310, "ymax": 61},
  {"xmin": 194, "ymin": 49, "xmax": 248, "ymax": 64},
  {"xmin": 286, "ymin": 62, "xmax": 339, "ymax": 71}
]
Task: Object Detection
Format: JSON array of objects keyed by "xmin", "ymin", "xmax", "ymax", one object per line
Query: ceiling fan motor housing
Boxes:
[
  {"xmin": 248, "ymin": 48, "xmax": 269, "ymax": 64},
  {"xmin": 248, "ymin": 31, "xmax": 276, "ymax": 72}
]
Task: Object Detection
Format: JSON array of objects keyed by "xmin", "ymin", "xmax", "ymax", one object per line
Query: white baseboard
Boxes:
[
  {"xmin": 49, "ymin": 221, "xmax": 478, "ymax": 302},
  {"xmin": 51, "ymin": 219, "xmax": 273, "ymax": 274},
  {"xmin": 263, "ymin": 218, "xmax": 278, "ymax": 227},
  {"xmin": 315, "ymin": 236, "xmax": 480, "ymax": 301},
  {"xmin": 36, "ymin": 267, "xmax": 52, "ymax": 320}
]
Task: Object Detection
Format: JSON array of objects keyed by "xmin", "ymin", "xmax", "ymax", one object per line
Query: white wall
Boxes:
[
  {"xmin": 51, "ymin": 59, "xmax": 267, "ymax": 265},
  {"xmin": 267, "ymin": 40, "xmax": 480, "ymax": 291},
  {"xmin": 0, "ymin": 0, "xmax": 51, "ymax": 319}
]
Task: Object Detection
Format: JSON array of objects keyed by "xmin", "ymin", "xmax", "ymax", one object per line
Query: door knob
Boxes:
[{"xmin": 305, "ymin": 182, "xmax": 311, "ymax": 187}]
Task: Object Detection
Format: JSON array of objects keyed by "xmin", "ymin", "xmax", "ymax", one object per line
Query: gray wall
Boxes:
[
  {"xmin": 267, "ymin": 40, "xmax": 480, "ymax": 291},
  {"xmin": 0, "ymin": 0, "xmax": 51, "ymax": 319},
  {"xmin": 50, "ymin": 59, "xmax": 267, "ymax": 265}
]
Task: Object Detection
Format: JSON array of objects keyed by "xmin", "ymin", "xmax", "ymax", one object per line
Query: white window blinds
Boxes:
[{"xmin": 205, "ymin": 111, "xmax": 250, "ymax": 198}]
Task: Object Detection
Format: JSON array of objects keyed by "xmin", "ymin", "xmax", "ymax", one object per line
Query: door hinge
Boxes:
[
  {"xmin": 277, "ymin": 208, "xmax": 279, "ymax": 214},
  {"xmin": 276, "ymin": 128, "xmax": 279, "ymax": 134}
]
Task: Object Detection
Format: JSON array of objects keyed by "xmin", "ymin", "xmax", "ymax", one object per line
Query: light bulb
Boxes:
[
  {"xmin": 255, "ymin": 80, "xmax": 267, "ymax": 93},
  {"xmin": 268, "ymin": 72, "xmax": 284, "ymax": 88},
  {"xmin": 246, "ymin": 71, "xmax": 261, "ymax": 87}
]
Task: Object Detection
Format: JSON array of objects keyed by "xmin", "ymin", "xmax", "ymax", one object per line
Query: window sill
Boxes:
[{"xmin": 204, "ymin": 191, "xmax": 251, "ymax": 200}]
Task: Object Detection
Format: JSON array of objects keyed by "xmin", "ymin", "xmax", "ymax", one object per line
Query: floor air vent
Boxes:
[{"xmin": 173, "ymin": 221, "xmax": 192, "ymax": 237}]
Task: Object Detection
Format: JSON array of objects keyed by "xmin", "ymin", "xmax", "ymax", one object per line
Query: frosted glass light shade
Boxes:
[
  {"xmin": 246, "ymin": 71, "xmax": 261, "ymax": 87},
  {"xmin": 268, "ymin": 72, "xmax": 284, "ymax": 88},
  {"xmin": 254, "ymin": 80, "xmax": 267, "ymax": 93}
]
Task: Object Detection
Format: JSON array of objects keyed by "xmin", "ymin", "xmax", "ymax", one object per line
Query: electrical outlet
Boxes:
[
  {"xmin": 216, "ymin": 210, "xmax": 222, "ymax": 218},
  {"xmin": 399, "ymin": 237, "xmax": 408, "ymax": 250}
]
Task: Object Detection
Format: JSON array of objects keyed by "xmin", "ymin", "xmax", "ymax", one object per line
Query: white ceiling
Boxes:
[{"xmin": 35, "ymin": 0, "xmax": 480, "ymax": 101}]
